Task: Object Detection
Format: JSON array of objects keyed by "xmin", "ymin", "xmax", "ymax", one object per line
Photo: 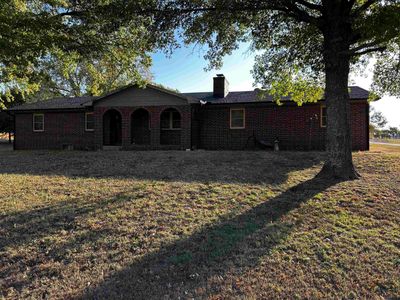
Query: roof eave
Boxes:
[
  {"xmin": 202, "ymin": 97, "xmax": 368, "ymax": 105},
  {"xmin": 7, "ymin": 107, "xmax": 90, "ymax": 113},
  {"xmin": 92, "ymin": 83, "xmax": 198, "ymax": 105}
]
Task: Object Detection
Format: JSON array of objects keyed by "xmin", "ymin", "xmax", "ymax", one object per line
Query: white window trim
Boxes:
[
  {"xmin": 33, "ymin": 113, "xmax": 44, "ymax": 132},
  {"xmin": 85, "ymin": 112, "xmax": 95, "ymax": 132},
  {"xmin": 230, "ymin": 108, "xmax": 245, "ymax": 129},
  {"xmin": 320, "ymin": 105, "xmax": 327, "ymax": 128}
]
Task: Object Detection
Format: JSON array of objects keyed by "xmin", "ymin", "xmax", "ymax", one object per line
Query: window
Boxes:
[
  {"xmin": 33, "ymin": 114, "xmax": 44, "ymax": 132},
  {"xmin": 321, "ymin": 106, "xmax": 327, "ymax": 127},
  {"xmin": 161, "ymin": 108, "xmax": 181, "ymax": 130},
  {"xmin": 85, "ymin": 112, "xmax": 94, "ymax": 131},
  {"xmin": 230, "ymin": 108, "xmax": 245, "ymax": 129}
]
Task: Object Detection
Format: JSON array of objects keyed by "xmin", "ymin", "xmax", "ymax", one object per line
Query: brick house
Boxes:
[{"xmin": 8, "ymin": 74, "xmax": 370, "ymax": 151}]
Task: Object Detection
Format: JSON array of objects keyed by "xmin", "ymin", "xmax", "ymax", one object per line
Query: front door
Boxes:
[{"xmin": 103, "ymin": 109, "xmax": 122, "ymax": 146}]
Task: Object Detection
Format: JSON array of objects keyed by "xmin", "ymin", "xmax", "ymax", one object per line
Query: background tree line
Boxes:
[{"xmin": 370, "ymin": 107, "xmax": 400, "ymax": 139}]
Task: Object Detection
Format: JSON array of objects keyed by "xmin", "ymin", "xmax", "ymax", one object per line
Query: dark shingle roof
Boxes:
[
  {"xmin": 8, "ymin": 86, "xmax": 369, "ymax": 111},
  {"xmin": 8, "ymin": 96, "xmax": 95, "ymax": 111},
  {"xmin": 183, "ymin": 86, "xmax": 369, "ymax": 104},
  {"xmin": 347, "ymin": 86, "xmax": 370, "ymax": 99},
  {"xmin": 8, "ymin": 84, "xmax": 195, "ymax": 111},
  {"xmin": 92, "ymin": 83, "xmax": 199, "ymax": 104}
]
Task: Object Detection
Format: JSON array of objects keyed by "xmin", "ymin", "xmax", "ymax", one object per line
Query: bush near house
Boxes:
[
  {"xmin": 0, "ymin": 150, "xmax": 399, "ymax": 299},
  {"xmin": 0, "ymin": 112, "xmax": 12, "ymax": 143}
]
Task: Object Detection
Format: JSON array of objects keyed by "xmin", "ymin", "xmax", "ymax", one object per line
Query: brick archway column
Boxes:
[
  {"xmin": 121, "ymin": 108, "xmax": 131, "ymax": 149},
  {"xmin": 149, "ymin": 107, "xmax": 160, "ymax": 149},
  {"xmin": 181, "ymin": 106, "xmax": 191, "ymax": 150},
  {"xmin": 94, "ymin": 107, "xmax": 105, "ymax": 150}
]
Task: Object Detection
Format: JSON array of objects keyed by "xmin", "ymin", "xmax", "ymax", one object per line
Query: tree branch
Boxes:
[
  {"xmin": 351, "ymin": 0, "xmax": 378, "ymax": 17},
  {"xmin": 294, "ymin": 0, "xmax": 323, "ymax": 11},
  {"xmin": 349, "ymin": 41, "xmax": 382, "ymax": 53},
  {"xmin": 338, "ymin": 40, "xmax": 386, "ymax": 56},
  {"xmin": 353, "ymin": 46, "xmax": 386, "ymax": 56},
  {"xmin": 55, "ymin": 1, "xmax": 321, "ymax": 25},
  {"xmin": 284, "ymin": 1, "xmax": 322, "ymax": 24}
]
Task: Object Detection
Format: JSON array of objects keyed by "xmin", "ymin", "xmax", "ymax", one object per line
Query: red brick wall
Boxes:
[
  {"xmin": 14, "ymin": 111, "xmax": 95, "ymax": 150},
  {"xmin": 191, "ymin": 106, "xmax": 202, "ymax": 149},
  {"xmin": 350, "ymin": 102, "xmax": 369, "ymax": 150},
  {"xmin": 13, "ymin": 102, "xmax": 368, "ymax": 151},
  {"xmin": 198, "ymin": 101, "xmax": 368, "ymax": 151},
  {"xmin": 93, "ymin": 105, "xmax": 192, "ymax": 150}
]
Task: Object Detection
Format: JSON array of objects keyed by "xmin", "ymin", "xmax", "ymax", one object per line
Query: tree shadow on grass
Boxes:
[
  {"xmin": 0, "ymin": 192, "xmax": 133, "ymax": 253},
  {"xmin": 0, "ymin": 192, "xmax": 142, "ymax": 298},
  {"xmin": 78, "ymin": 176, "xmax": 340, "ymax": 299},
  {"xmin": 0, "ymin": 150, "xmax": 324, "ymax": 185}
]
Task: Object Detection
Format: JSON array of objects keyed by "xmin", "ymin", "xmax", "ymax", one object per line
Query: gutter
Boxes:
[
  {"xmin": 7, "ymin": 107, "xmax": 91, "ymax": 114},
  {"xmin": 197, "ymin": 98, "xmax": 369, "ymax": 106}
]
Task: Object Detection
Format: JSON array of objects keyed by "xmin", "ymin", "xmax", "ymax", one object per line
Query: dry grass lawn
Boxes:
[
  {"xmin": 0, "ymin": 148, "xmax": 399, "ymax": 299},
  {"xmin": 370, "ymin": 143, "xmax": 400, "ymax": 153}
]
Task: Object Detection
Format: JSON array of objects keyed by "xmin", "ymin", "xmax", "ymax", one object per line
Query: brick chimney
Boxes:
[{"xmin": 213, "ymin": 74, "xmax": 229, "ymax": 98}]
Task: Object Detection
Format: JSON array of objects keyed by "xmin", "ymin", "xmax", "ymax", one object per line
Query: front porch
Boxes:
[{"xmin": 94, "ymin": 105, "xmax": 193, "ymax": 150}]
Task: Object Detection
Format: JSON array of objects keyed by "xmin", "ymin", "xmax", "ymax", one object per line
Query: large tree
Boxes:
[
  {"xmin": 56, "ymin": 0, "xmax": 399, "ymax": 179},
  {"xmin": 129, "ymin": 0, "xmax": 398, "ymax": 179}
]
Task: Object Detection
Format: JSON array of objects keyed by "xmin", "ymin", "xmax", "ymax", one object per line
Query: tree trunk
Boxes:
[{"xmin": 318, "ymin": 12, "xmax": 360, "ymax": 180}]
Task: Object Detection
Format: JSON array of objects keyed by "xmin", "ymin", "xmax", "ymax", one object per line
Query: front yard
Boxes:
[{"xmin": 0, "ymin": 148, "xmax": 399, "ymax": 299}]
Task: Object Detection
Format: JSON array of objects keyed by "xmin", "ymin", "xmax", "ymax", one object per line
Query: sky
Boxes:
[{"xmin": 151, "ymin": 43, "xmax": 400, "ymax": 128}]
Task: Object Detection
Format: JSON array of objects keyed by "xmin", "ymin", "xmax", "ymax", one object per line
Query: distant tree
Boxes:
[
  {"xmin": 30, "ymin": 50, "xmax": 152, "ymax": 100},
  {"xmin": 0, "ymin": 90, "xmax": 25, "ymax": 141},
  {"xmin": 370, "ymin": 108, "xmax": 388, "ymax": 129},
  {"xmin": 0, "ymin": 1, "xmax": 156, "ymax": 106},
  {"xmin": 369, "ymin": 123, "xmax": 376, "ymax": 139},
  {"xmin": 388, "ymin": 127, "xmax": 400, "ymax": 138},
  {"xmin": 0, "ymin": 112, "xmax": 12, "ymax": 136},
  {"xmin": 376, "ymin": 127, "xmax": 398, "ymax": 139}
]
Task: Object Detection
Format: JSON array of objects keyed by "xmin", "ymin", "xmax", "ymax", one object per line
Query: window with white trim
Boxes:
[
  {"xmin": 230, "ymin": 108, "xmax": 245, "ymax": 129},
  {"xmin": 33, "ymin": 114, "xmax": 44, "ymax": 132},
  {"xmin": 161, "ymin": 108, "xmax": 181, "ymax": 130},
  {"xmin": 85, "ymin": 112, "xmax": 94, "ymax": 131},
  {"xmin": 321, "ymin": 106, "xmax": 327, "ymax": 127}
]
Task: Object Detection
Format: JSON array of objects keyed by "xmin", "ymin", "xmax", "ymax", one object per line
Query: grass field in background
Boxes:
[
  {"xmin": 371, "ymin": 138, "xmax": 400, "ymax": 145},
  {"xmin": 370, "ymin": 143, "xmax": 400, "ymax": 153}
]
